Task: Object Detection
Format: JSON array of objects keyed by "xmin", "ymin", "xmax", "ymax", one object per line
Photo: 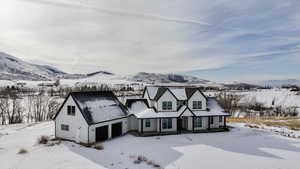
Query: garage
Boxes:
[
  {"xmin": 111, "ymin": 122, "xmax": 123, "ymax": 138},
  {"xmin": 96, "ymin": 125, "xmax": 108, "ymax": 142}
]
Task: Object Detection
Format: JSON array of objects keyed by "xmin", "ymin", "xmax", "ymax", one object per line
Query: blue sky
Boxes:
[{"xmin": 0, "ymin": 0, "xmax": 299, "ymax": 82}]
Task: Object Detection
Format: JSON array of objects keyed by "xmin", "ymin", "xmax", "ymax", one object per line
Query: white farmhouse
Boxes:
[
  {"xmin": 54, "ymin": 86, "xmax": 229, "ymax": 143},
  {"xmin": 127, "ymin": 86, "xmax": 230, "ymax": 136}
]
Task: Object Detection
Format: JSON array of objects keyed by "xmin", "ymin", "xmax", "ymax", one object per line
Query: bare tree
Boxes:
[{"xmin": 216, "ymin": 91, "xmax": 243, "ymax": 115}]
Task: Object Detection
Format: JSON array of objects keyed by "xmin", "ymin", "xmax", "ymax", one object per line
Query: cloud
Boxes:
[{"xmin": 0, "ymin": 0, "xmax": 300, "ymax": 81}]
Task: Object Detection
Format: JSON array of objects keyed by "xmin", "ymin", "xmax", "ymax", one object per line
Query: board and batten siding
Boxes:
[
  {"xmin": 188, "ymin": 90, "xmax": 207, "ymax": 110},
  {"xmin": 138, "ymin": 119, "xmax": 158, "ymax": 132},
  {"xmin": 89, "ymin": 118, "xmax": 128, "ymax": 143},
  {"xmin": 157, "ymin": 90, "xmax": 177, "ymax": 112},
  {"xmin": 55, "ymin": 96, "xmax": 89, "ymax": 143}
]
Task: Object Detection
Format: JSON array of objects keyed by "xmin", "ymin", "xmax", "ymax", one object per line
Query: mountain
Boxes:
[
  {"xmin": 0, "ymin": 52, "xmax": 214, "ymax": 86},
  {"xmin": 127, "ymin": 72, "xmax": 212, "ymax": 84},
  {"xmin": 0, "ymin": 52, "xmax": 68, "ymax": 81},
  {"xmin": 257, "ymin": 79, "xmax": 300, "ymax": 88}
]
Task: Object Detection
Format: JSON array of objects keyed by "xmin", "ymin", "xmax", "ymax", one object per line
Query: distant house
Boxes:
[{"xmin": 54, "ymin": 86, "xmax": 229, "ymax": 143}]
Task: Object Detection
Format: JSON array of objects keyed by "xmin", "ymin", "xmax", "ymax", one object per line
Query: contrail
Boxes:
[{"xmin": 21, "ymin": 0, "xmax": 211, "ymax": 26}]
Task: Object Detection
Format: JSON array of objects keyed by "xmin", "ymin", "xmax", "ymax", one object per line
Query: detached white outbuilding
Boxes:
[{"xmin": 53, "ymin": 91, "xmax": 128, "ymax": 144}]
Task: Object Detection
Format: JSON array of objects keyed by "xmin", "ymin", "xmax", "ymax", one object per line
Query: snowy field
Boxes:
[{"xmin": 1, "ymin": 122, "xmax": 300, "ymax": 169}]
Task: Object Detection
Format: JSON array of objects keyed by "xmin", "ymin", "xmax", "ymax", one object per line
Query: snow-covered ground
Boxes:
[{"xmin": 1, "ymin": 122, "xmax": 300, "ymax": 169}]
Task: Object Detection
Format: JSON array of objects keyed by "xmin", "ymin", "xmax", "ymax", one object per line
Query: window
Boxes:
[
  {"xmin": 192, "ymin": 101, "xmax": 202, "ymax": 109},
  {"xmin": 194, "ymin": 117, "xmax": 202, "ymax": 128},
  {"xmin": 162, "ymin": 101, "xmax": 172, "ymax": 110},
  {"xmin": 162, "ymin": 118, "xmax": 172, "ymax": 129},
  {"xmin": 67, "ymin": 106, "xmax": 75, "ymax": 116},
  {"xmin": 61, "ymin": 124, "xmax": 69, "ymax": 131},
  {"xmin": 145, "ymin": 119, "xmax": 151, "ymax": 128},
  {"xmin": 210, "ymin": 117, "xmax": 214, "ymax": 124},
  {"xmin": 219, "ymin": 116, "xmax": 223, "ymax": 123}
]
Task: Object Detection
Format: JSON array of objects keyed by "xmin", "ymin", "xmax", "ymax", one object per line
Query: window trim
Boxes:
[
  {"xmin": 67, "ymin": 105, "xmax": 76, "ymax": 116},
  {"xmin": 162, "ymin": 118, "xmax": 173, "ymax": 129},
  {"xmin": 192, "ymin": 101, "xmax": 202, "ymax": 109},
  {"xmin": 162, "ymin": 101, "xmax": 172, "ymax": 111},
  {"xmin": 145, "ymin": 119, "xmax": 151, "ymax": 128},
  {"xmin": 61, "ymin": 124, "xmax": 69, "ymax": 131},
  {"xmin": 194, "ymin": 117, "xmax": 202, "ymax": 128}
]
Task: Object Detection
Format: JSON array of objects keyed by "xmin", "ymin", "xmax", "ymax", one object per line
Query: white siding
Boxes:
[
  {"xmin": 138, "ymin": 119, "xmax": 158, "ymax": 132},
  {"xmin": 55, "ymin": 96, "xmax": 89, "ymax": 143},
  {"xmin": 89, "ymin": 118, "xmax": 128, "ymax": 143},
  {"xmin": 188, "ymin": 90, "xmax": 207, "ymax": 110},
  {"xmin": 194, "ymin": 117, "xmax": 208, "ymax": 130},
  {"xmin": 128, "ymin": 116, "xmax": 138, "ymax": 131},
  {"xmin": 157, "ymin": 90, "xmax": 177, "ymax": 112}
]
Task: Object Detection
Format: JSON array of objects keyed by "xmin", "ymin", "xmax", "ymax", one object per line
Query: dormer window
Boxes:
[
  {"xmin": 192, "ymin": 101, "xmax": 202, "ymax": 109},
  {"xmin": 162, "ymin": 101, "xmax": 172, "ymax": 110},
  {"xmin": 67, "ymin": 106, "xmax": 75, "ymax": 116}
]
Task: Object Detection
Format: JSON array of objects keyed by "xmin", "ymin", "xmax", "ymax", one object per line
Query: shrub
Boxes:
[
  {"xmin": 38, "ymin": 136, "xmax": 50, "ymax": 144},
  {"xmin": 94, "ymin": 143, "xmax": 104, "ymax": 150},
  {"xmin": 18, "ymin": 148, "xmax": 28, "ymax": 154}
]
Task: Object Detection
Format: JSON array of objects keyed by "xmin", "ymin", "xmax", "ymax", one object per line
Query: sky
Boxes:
[{"xmin": 0, "ymin": 0, "xmax": 299, "ymax": 83}]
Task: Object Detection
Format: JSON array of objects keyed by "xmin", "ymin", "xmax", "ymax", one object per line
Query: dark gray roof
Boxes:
[
  {"xmin": 54, "ymin": 91, "xmax": 128, "ymax": 125},
  {"xmin": 145, "ymin": 86, "xmax": 207, "ymax": 101}
]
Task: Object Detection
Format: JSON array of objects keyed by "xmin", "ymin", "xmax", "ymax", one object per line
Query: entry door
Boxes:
[
  {"xmin": 182, "ymin": 117, "xmax": 188, "ymax": 130},
  {"xmin": 96, "ymin": 125, "xmax": 108, "ymax": 142}
]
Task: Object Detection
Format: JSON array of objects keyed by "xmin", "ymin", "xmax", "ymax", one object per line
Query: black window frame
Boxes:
[
  {"xmin": 145, "ymin": 119, "xmax": 151, "ymax": 128},
  {"xmin": 194, "ymin": 117, "xmax": 202, "ymax": 128},
  {"xmin": 219, "ymin": 116, "xmax": 223, "ymax": 123},
  {"xmin": 61, "ymin": 124, "xmax": 69, "ymax": 131},
  {"xmin": 67, "ymin": 105, "xmax": 76, "ymax": 116},
  {"xmin": 162, "ymin": 118, "xmax": 173, "ymax": 129},
  {"xmin": 162, "ymin": 101, "xmax": 172, "ymax": 111},
  {"xmin": 192, "ymin": 101, "xmax": 202, "ymax": 109},
  {"xmin": 210, "ymin": 117, "xmax": 214, "ymax": 124}
]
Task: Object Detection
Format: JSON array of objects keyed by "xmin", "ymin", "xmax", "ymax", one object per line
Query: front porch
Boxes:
[{"xmin": 136, "ymin": 116, "xmax": 229, "ymax": 137}]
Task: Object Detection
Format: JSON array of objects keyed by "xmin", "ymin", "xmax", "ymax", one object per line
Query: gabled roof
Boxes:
[
  {"xmin": 53, "ymin": 91, "xmax": 128, "ymax": 125},
  {"xmin": 125, "ymin": 99, "xmax": 149, "ymax": 108},
  {"xmin": 144, "ymin": 86, "xmax": 207, "ymax": 101}
]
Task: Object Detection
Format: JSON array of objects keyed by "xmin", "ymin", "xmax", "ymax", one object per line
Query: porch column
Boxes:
[
  {"xmin": 192, "ymin": 117, "xmax": 195, "ymax": 133},
  {"xmin": 159, "ymin": 118, "xmax": 162, "ymax": 134},
  {"xmin": 141, "ymin": 119, "xmax": 144, "ymax": 134},
  {"xmin": 208, "ymin": 117, "xmax": 211, "ymax": 130},
  {"xmin": 224, "ymin": 116, "xmax": 227, "ymax": 129}
]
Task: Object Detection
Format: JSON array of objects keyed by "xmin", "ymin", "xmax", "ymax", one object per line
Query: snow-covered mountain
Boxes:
[
  {"xmin": 257, "ymin": 79, "xmax": 300, "ymax": 88},
  {"xmin": 0, "ymin": 52, "xmax": 214, "ymax": 86},
  {"xmin": 0, "ymin": 52, "xmax": 67, "ymax": 81},
  {"xmin": 127, "ymin": 72, "xmax": 212, "ymax": 84}
]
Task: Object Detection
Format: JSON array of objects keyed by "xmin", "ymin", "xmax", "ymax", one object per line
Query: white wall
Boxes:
[
  {"xmin": 138, "ymin": 119, "xmax": 157, "ymax": 132},
  {"xmin": 157, "ymin": 90, "xmax": 177, "ymax": 112},
  {"xmin": 128, "ymin": 115, "xmax": 138, "ymax": 131},
  {"xmin": 55, "ymin": 96, "xmax": 89, "ymax": 143},
  {"xmin": 89, "ymin": 118, "xmax": 128, "ymax": 143},
  {"xmin": 188, "ymin": 90, "xmax": 207, "ymax": 110}
]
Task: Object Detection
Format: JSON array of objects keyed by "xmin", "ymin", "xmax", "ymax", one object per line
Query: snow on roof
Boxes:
[
  {"xmin": 194, "ymin": 98, "xmax": 229, "ymax": 116},
  {"xmin": 169, "ymin": 88, "xmax": 187, "ymax": 100},
  {"xmin": 146, "ymin": 86, "xmax": 159, "ymax": 99},
  {"xmin": 79, "ymin": 99, "xmax": 126, "ymax": 123},
  {"xmin": 134, "ymin": 106, "xmax": 187, "ymax": 119},
  {"xmin": 70, "ymin": 91, "xmax": 127, "ymax": 124},
  {"xmin": 128, "ymin": 101, "xmax": 149, "ymax": 115}
]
